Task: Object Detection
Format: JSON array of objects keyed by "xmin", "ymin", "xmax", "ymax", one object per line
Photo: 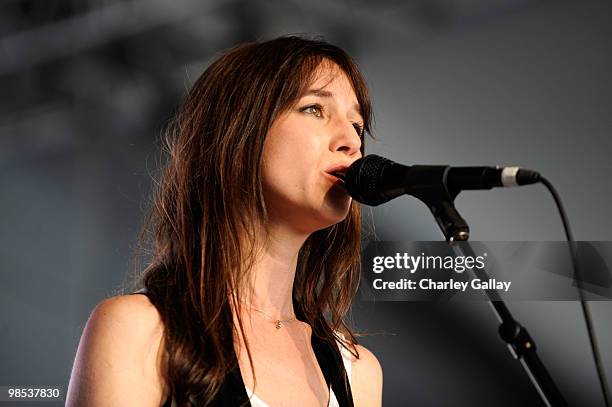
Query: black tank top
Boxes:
[{"xmin": 130, "ymin": 291, "xmax": 354, "ymax": 407}]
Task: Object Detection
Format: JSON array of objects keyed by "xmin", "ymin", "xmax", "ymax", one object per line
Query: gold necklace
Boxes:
[{"xmin": 239, "ymin": 298, "xmax": 297, "ymax": 329}]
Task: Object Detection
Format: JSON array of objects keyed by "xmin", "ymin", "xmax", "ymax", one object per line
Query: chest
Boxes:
[{"xmin": 234, "ymin": 323, "xmax": 331, "ymax": 407}]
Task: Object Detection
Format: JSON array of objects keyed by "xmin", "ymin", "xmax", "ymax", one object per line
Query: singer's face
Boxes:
[{"xmin": 261, "ymin": 61, "xmax": 363, "ymax": 233}]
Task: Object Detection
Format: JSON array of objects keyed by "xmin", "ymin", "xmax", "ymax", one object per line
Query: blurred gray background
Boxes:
[{"xmin": 1, "ymin": 0, "xmax": 611, "ymax": 406}]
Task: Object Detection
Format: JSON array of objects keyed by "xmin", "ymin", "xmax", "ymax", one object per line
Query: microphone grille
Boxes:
[{"xmin": 345, "ymin": 155, "xmax": 392, "ymax": 206}]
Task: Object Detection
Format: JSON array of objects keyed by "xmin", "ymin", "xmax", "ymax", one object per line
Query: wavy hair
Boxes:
[{"xmin": 135, "ymin": 35, "xmax": 373, "ymax": 406}]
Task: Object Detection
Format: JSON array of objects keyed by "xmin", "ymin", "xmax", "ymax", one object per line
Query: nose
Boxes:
[{"xmin": 330, "ymin": 119, "xmax": 363, "ymax": 157}]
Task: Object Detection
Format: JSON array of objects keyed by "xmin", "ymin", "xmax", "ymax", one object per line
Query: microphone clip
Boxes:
[{"xmin": 404, "ymin": 165, "xmax": 469, "ymax": 242}]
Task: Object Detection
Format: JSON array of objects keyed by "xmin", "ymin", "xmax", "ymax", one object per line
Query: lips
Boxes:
[{"xmin": 324, "ymin": 164, "xmax": 350, "ymax": 182}]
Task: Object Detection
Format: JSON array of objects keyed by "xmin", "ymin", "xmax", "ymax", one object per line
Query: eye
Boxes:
[
  {"xmin": 300, "ymin": 104, "xmax": 324, "ymax": 118},
  {"xmin": 352, "ymin": 122, "xmax": 365, "ymax": 137}
]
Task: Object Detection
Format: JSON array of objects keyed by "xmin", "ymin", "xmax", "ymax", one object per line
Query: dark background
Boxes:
[{"xmin": 1, "ymin": 0, "xmax": 611, "ymax": 405}]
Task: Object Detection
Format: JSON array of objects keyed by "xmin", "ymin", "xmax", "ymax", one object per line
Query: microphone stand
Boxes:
[
  {"xmin": 449, "ymin": 240, "xmax": 567, "ymax": 407},
  {"xmin": 419, "ymin": 185, "xmax": 568, "ymax": 406}
]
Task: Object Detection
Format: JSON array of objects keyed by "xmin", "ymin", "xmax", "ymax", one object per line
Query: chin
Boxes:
[
  {"xmin": 295, "ymin": 203, "xmax": 348, "ymax": 233},
  {"xmin": 317, "ymin": 202, "xmax": 352, "ymax": 229},
  {"xmin": 324, "ymin": 184, "xmax": 352, "ymax": 211}
]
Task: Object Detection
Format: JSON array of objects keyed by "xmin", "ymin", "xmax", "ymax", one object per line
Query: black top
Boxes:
[{"xmin": 130, "ymin": 291, "xmax": 354, "ymax": 407}]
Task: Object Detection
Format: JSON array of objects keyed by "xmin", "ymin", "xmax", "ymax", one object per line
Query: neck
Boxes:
[{"xmin": 238, "ymin": 220, "xmax": 310, "ymax": 319}]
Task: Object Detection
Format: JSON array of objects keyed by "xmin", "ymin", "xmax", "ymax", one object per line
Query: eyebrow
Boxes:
[{"xmin": 303, "ymin": 89, "xmax": 363, "ymax": 118}]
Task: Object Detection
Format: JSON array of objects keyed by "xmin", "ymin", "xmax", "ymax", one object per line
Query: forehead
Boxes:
[{"xmin": 306, "ymin": 61, "xmax": 357, "ymax": 99}]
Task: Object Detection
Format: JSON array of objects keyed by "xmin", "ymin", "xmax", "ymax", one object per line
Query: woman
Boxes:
[{"xmin": 66, "ymin": 35, "xmax": 383, "ymax": 407}]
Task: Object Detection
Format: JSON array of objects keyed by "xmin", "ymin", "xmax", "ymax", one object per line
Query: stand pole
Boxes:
[{"xmin": 450, "ymin": 241, "xmax": 568, "ymax": 407}]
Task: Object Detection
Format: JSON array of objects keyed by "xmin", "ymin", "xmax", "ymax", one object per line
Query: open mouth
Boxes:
[
  {"xmin": 329, "ymin": 171, "xmax": 346, "ymax": 182},
  {"xmin": 326, "ymin": 168, "xmax": 348, "ymax": 182}
]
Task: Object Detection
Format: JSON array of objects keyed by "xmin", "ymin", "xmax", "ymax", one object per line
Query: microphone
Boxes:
[
  {"xmin": 343, "ymin": 154, "xmax": 541, "ymax": 241},
  {"xmin": 344, "ymin": 154, "xmax": 541, "ymax": 206}
]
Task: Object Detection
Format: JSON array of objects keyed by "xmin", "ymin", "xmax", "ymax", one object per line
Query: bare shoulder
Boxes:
[
  {"xmin": 66, "ymin": 294, "xmax": 167, "ymax": 407},
  {"xmin": 351, "ymin": 343, "xmax": 383, "ymax": 407}
]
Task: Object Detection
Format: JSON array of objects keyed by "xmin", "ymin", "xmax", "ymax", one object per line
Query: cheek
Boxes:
[
  {"xmin": 261, "ymin": 147, "xmax": 296, "ymax": 200},
  {"xmin": 262, "ymin": 151, "xmax": 314, "ymax": 198},
  {"xmin": 263, "ymin": 126, "xmax": 321, "ymax": 185}
]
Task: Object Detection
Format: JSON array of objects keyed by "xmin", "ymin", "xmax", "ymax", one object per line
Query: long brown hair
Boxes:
[{"xmin": 135, "ymin": 35, "xmax": 373, "ymax": 406}]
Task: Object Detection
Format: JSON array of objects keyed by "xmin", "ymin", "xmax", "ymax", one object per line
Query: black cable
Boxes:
[{"xmin": 540, "ymin": 176, "xmax": 611, "ymax": 407}]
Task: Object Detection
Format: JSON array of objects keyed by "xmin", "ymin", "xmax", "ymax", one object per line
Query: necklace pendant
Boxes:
[{"xmin": 275, "ymin": 320, "xmax": 282, "ymax": 329}]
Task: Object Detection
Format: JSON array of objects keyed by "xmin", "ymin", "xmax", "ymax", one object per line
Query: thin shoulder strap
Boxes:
[
  {"xmin": 208, "ymin": 366, "xmax": 251, "ymax": 407},
  {"xmin": 311, "ymin": 328, "xmax": 355, "ymax": 407}
]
